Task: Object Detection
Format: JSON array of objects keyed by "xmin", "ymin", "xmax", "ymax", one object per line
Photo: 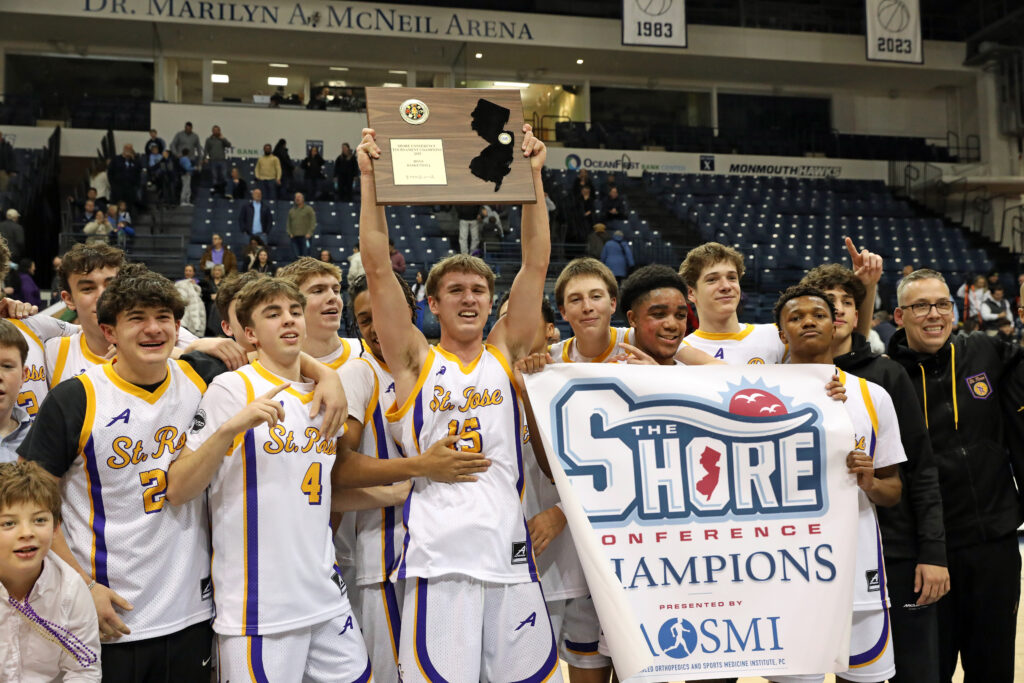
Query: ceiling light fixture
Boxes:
[
  {"xmin": 493, "ymin": 81, "xmax": 530, "ymax": 88},
  {"xmin": 388, "ymin": 69, "xmax": 408, "ymax": 74},
  {"xmin": 211, "ymin": 59, "xmax": 227, "ymax": 65},
  {"xmin": 330, "ymin": 66, "xmax": 349, "ymax": 71},
  {"xmin": 267, "ymin": 76, "xmax": 288, "ymax": 86},
  {"xmin": 475, "ymin": 52, "xmax": 483, "ymax": 59},
  {"xmin": 269, "ymin": 63, "xmax": 289, "ymax": 68},
  {"xmin": 382, "ymin": 82, "xmax": 404, "ymax": 87},
  {"xmin": 576, "ymin": 58, "xmax": 584, "ymax": 64},
  {"xmin": 211, "ymin": 74, "xmax": 229, "ymax": 83}
]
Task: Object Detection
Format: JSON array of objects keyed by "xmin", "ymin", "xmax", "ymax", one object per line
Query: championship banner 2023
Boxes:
[
  {"xmin": 865, "ymin": 0, "xmax": 923, "ymax": 64},
  {"xmin": 524, "ymin": 364, "xmax": 859, "ymax": 681}
]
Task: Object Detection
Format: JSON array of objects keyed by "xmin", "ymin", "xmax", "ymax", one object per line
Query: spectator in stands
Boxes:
[
  {"xmin": 154, "ymin": 150, "xmax": 180, "ymax": 206},
  {"xmin": 255, "ymin": 143, "xmax": 282, "ymax": 200},
  {"xmin": 602, "ymin": 186, "xmax": 625, "ymax": 222},
  {"xmin": 456, "ymin": 205, "xmax": 482, "ymax": 255},
  {"xmin": 178, "ymin": 148, "xmax": 195, "ymax": 206},
  {"xmin": 902, "ymin": 263, "xmax": 915, "ymax": 277},
  {"xmin": 15, "ymin": 259, "xmax": 41, "ymax": 308},
  {"xmin": 110, "ymin": 204, "xmax": 135, "ymax": 249},
  {"xmin": 82, "ymin": 210, "xmax": 112, "ymax": 244},
  {"xmin": 239, "ymin": 188, "xmax": 273, "ymax": 239},
  {"xmin": 170, "ymin": 121, "xmax": 201, "ymax": 165},
  {"xmin": 74, "ymin": 199, "xmax": 96, "ymax": 229},
  {"xmin": 575, "ymin": 185, "xmax": 596, "ymax": 236},
  {"xmin": 89, "ymin": 169, "xmax": 110, "ymax": 207},
  {"xmin": 987, "ymin": 269, "xmax": 1001, "ymax": 289},
  {"xmin": 0, "ymin": 132, "xmax": 15, "ymax": 193},
  {"xmin": 227, "ymin": 168, "xmax": 248, "ymax": 200},
  {"xmin": 0, "ymin": 209, "xmax": 24, "ymax": 263},
  {"xmin": 600, "ymin": 229, "xmax": 634, "ymax": 286},
  {"xmin": 49, "ymin": 256, "xmax": 61, "ymax": 306},
  {"xmin": 957, "ymin": 274, "xmax": 988, "ymax": 322},
  {"xmin": 70, "ymin": 187, "xmax": 105, "ymax": 218},
  {"xmin": 205, "ymin": 263, "xmax": 226, "ymax": 336},
  {"xmin": 334, "ymin": 143, "xmax": 357, "ymax": 201},
  {"xmin": 116, "ymin": 200, "xmax": 132, "ymax": 228},
  {"xmin": 147, "ymin": 129, "xmax": 166, "ymax": 154},
  {"xmin": 203, "ymin": 125, "xmax": 232, "ymax": 195},
  {"xmin": 248, "ymin": 248, "xmax": 274, "ymax": 274},
  {"xmin": 200, "ymin": 233, "xmax": 238, "ymax": 277},
  {"xmin": 145, "ymin": 142, "xmax": 162, "ymax": 174},
  {"xmin": 108, "ymin": 144, "xmax": 142, "ymax": 213},
  {"xmin": 273, "ymin": 138, "xmax": 294, "ymax": 195},
  {"xmin": 174, "ymin": 264, "xmax": 206, "ymax": 336},
  {"xmin": 412, "ymin": 270, "xmax": 426, "ymax": 302},
  {"xmin": 873, "ymin": 310, "xmax": 898, "ymax": 347},
  {"xmin": 242, "ymin": 236, "xmax": 266, "ymax": 272},
  {"xmin": 307, "ymin": 87, "xmax": 329, "ymax": 110},
  {"xmin": 346, "ymin": 245, "xmax": 364, "ymax": 287},
  {"xmin": 300, "ymin": 146, "xmax": 326, "ymax": 200},
  {"xmin": 587, "ymin": 222, "xmax": 609, "ymax": 259},
  {"xmin": 571, "ymin": 168, "xmax": 592, "ymax": 196},
  {"xmin": 982, "ymin": 283, "xmax": 1014, "ymax": 333},
  {"xmin": 995, "ymin": 318, "xmax": 1017, "ymax": 344},
  {"xmin": 318, "ymin": 249, "xmax": 334, "ymax": 265},
  {"xmin": 389, "ymin": 238, "xmax": 406, "ymax": 275},
  {"xmin": 286, "ymin": 192, "xmax": 315, "ymax": 259}
]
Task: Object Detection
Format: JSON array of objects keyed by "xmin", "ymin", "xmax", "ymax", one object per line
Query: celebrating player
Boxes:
[{"xmin": 358, "ymin": 124, "xmax": 564, "ymax": 681}]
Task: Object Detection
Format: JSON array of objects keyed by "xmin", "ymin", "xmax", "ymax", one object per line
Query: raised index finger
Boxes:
[
  {"xmin": 844, "ymin": 236, "xmax": 862, "ymax": 265},
  {"xmin": 261, "ymin": 382, "xmax": 290, "ymax": 400}
]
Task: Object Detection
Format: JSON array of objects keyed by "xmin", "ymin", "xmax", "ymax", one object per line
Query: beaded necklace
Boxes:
[{"xmin": 7, "ymin": 595, "xmax": 98, "ymax": 668}]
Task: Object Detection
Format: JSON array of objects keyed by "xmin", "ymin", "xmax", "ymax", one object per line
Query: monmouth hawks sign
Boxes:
[{"xmin": 524, "ymin": 364, "xmax": 859, "ymax": 681}]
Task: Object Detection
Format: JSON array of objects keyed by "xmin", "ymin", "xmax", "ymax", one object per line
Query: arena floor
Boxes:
[{"xmin": 559, "ymin": 538, "xmax": 1024, "ymax": 682}]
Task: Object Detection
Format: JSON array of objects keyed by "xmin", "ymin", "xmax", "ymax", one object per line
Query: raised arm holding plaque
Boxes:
[{"xmin": 365, "ymin": 87, "xmax": 537, "ymax": 205}]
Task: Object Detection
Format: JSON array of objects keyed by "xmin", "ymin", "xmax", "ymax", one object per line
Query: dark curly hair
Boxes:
[
  {"xmin": 619, "ymin": 264, "xmax": 688, "ymax": 314},
  {"xmin": 96, "ymin": 264, "xmax": 185, "ymax": 326},
  {"xmin": 772, "ymin": 284, "xmax": 836, "ymax": 328},
  {"xmin": 800, "ymin": 263, "xmax": 867, "ymax": 310}
]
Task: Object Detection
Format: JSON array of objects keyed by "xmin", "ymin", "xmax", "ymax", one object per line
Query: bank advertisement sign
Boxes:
[{"xmin": 524, "ymin": 364, "xmax": 858, "ymax": 680}]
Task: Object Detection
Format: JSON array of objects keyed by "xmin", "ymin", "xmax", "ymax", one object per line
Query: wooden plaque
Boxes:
[{"xmin": 365, "ymin": 87, "xmax": 537, "ymax": 206}]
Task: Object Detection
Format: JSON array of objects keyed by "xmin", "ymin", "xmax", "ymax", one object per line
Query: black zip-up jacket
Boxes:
[
  {"xmin": 887, "ymin": 329, "xmax": 1024, "ymax": 550},
  {"xmin": 835, "ymin": 333, "xmax": 946, "ymax": 565}
]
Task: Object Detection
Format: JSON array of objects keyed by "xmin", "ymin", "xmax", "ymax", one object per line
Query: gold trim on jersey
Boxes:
[
  {"xmin": 76, "ymin": 373, "xmax": 99, "ymax": 580},
  {"xmin": 8, "ymin": 318, "xmax": 43, "ymax": 350},
  {"xmin": 361, "ymin": 339, "xmax": 391, "ymax": 374},
  {"xmin": 359, "ymin": 357, "xmax": 381, "ymax": 429},
  {"xmin": 386, "ymin": 348, "xmax": 435, "ymax": 423},
  {"xmin": 322, "ymin": 337, "xmax": 352, "ymax": 370},
  {"xmin": 691, "ymin": 323, "xmax": 756, "ymax": 341},
  {"xmin": 176, "ymin": 359, "xmax": 208, "ymax": 394},
  {"xmin": 435, "ymin": 344, "xmax": 485, "ymax": 374},
  {"xmin": 51, "ymin": 336, "xmax": 72, "ymax": 387},
  {"xmin": 560, "ymin": 327, "xmax": 624, "ymax": 363},
  {"xmin": 79, "ymin": 332, "xmax": 108, "ymax": 365},
  {"xmin": 251, "ymin": 361, "xmax": 314, "ymax": 403},
  {"xmin": 102, "ymin": 362, "xmax": 172, "ymax": 404},
  {"xmin": 487, "ymin": 344, "xmax": 516, "ymax": 384}
]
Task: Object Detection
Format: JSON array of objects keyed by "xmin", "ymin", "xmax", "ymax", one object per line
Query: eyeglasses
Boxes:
[{"xmin": 900, "ymin": 300, "xmax": 954, "ymax": 318}]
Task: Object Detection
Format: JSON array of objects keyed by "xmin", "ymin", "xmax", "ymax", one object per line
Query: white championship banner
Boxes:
[
  {"xmin": 622, "ymin": 0, "xmax": 687, "ymax": 48},
  {"xmin": 865, "ymin": 0, "xmax": 923, "ymax": 64},
  {"xmin": 524, "ymin": 364, "xmax": 859, "ymax": 680}
]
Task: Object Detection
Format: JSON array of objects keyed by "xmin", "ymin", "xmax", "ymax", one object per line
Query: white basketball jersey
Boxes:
[
  {"xmin": 838, "ymin": 369, "xmax": 906, "ymax": 611},
  {"xmin": 62, "ymin": 360, "xmax": 212, "ymax": 642},
  {"xmin": 10, "ymin": 319, "xmax": 54, "ymax": 422},
  {"xmin": 45, "ymin": 331, "xmax": 109, "ymax": 387},
  {"xmin": 548, "ymin": 326, "xmax": 633, "ymax": 364},
  {"xmin": 521, "ymin": 435, "xmax": 587, "ymax": 601},
  {"xmin": 340, "ymin": 352, "xmax": 405, "ymax": 586},
  {"xmin": 317, "ymin": 337, "xmax": 363, "ymax": 370},
  {"xmin": 387, "ymin": 344, "xmax": 536, "ymax": 584},
  {"xmin": 681, "ymin": 323, "xmax": 786, "ymax": 365},
  {"xmin": 187, "ymin": 361, "xmax": 347, "ymax": 636}
]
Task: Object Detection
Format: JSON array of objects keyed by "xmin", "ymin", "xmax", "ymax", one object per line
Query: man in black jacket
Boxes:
[
  {"xmin": 888, "ymin": 268, "xmax": 1021, "ymax": 683},
  {"xmin": 237, "ymin": 188, "xmax": 273, "ymax": 238},
  {"xmin": 803, "ymin": 264, "xmax": 948, "ymax": 683}
]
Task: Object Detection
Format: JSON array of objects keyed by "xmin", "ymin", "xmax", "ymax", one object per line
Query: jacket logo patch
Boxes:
[{"xmin": 966, "ymin": 373, "xmax": 992, "ymax": 400}]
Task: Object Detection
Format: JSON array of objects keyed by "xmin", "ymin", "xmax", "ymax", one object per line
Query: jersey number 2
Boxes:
[
  {"xmin": 302, "ymin": 462, "xmax": 322, "ymax": 505},
  {"xmin": 139, "ymin": 470, "xmax": 167, "ymax": 514}
]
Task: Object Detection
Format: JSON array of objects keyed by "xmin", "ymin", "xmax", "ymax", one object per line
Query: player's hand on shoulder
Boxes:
[
  {"xmin": 188, "ymin": 336, "xmax": 248, "ymax": 370},
  {"xmin": 91, "ymin": 582, "xmax": 133, "ymax": 641},
  {"xmin": 0, "ymin": 296, "xmax": 38, "ymax": 319},
  {"xmin": 527, "ymin": 505, "xmax": 567, "ymax": 556},
  {"xmin": 825, "ymin": 374, "xmax": 847, "ymax": 402},
  {"xmin": 513, "ymin": 351, "xmax": 555, "ymax": 391},
  {"xmin": 521, "ymin": 123, "xmax": 546, "ymax": 170},
  {"xmin": 846, "ymin": 449, "xmax": 874, "ymax": 492},
  {"xmin": 418, "ymin": 433, "xmax": 491, "ymax": 483},
  {"xmin": 310, "ymin": 372, "xmax": 347, "ymax": 438},
  {"xmin": 357, "ymin": 128, "xmax": 380, "ymax": 175},
  {"xmin": 226, "ymin": 383, "xmax": 287, "ymax": 433}
]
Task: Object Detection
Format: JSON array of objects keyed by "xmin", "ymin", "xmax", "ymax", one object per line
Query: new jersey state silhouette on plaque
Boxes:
[{"xmin": 365, "ymin": 87, "xmax": 537, "ymax": 206}]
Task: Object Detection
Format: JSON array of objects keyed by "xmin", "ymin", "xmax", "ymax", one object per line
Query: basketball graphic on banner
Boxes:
[
  {"xmin": 877, "ymin": 0, "xmax": 911, "ymax": 33},
  {"xmin": 634, "ymin": 0, "xmax": 673, "ymax": 17}
]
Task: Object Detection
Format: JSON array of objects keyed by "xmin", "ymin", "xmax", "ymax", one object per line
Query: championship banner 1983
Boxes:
[
  {"xmin": 524, "ymin": 364, "xmax": 859, "ymax": 680},
  {"xmin": 622, "ymin": 0, "xmax": 687, "ymax": 49},
  {"xmin": 865, "ymin": 0, "xmax": 922, "ymax": 64}
]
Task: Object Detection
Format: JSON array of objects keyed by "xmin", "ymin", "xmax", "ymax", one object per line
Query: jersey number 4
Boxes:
[
  {"xmin": 301, "ymin": 462, "xmax": 323, "ymax": 505},
  {"xmin": 447, "ymin": 417, "xmax": 483, "ymax": 453}
]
